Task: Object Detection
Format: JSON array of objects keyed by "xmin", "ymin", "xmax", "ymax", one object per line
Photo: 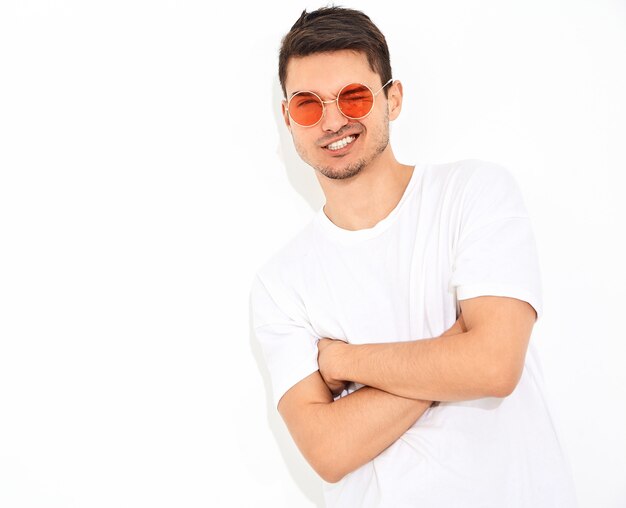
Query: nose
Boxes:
[{"xmin": 320, "ymin": 99, "xmax": 349, "ymax": 133}]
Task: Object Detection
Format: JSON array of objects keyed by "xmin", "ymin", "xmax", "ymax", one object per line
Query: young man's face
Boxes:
[{"xmin": 282, "ymin": 50, "xmax": 400, "ymax": 180}]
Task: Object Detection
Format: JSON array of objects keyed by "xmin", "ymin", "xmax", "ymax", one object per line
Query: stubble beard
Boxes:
[
  {"xmin": 294, "ymin": 114, "xmax": 390, "ymax": 180},
  {"xmin": 316, "ymin": 139, "xmax": 385, "ymax": 180}
]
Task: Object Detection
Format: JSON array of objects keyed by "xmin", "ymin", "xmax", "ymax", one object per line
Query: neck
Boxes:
[{"xmin": 316, "ymin": 145, "xmax": 415, "ymax": 231}]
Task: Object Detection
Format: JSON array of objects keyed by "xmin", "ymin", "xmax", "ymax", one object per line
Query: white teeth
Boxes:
[{"xmin": 326, "ymin": 135, "xmax": 356, "ymax": 151}]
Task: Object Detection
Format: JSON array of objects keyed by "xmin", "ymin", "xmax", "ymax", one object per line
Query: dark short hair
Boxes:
[{"xmin": 278, "ymin": 6, "xmax": 392, "ymax": 98}]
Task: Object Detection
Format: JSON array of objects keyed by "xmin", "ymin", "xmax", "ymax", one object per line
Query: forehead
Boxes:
[{"xmin": 284, "ymin": 50, "xmax": 379, "ymax": 97}]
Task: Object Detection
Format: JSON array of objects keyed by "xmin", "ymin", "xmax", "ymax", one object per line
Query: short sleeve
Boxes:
[
  {"xmin": 449, "ymin": 164, "xmax": 543, "ymax": 321},
  {"xmin": 250, "ymin": 274, "xmax": 320, "ymax": 408}
]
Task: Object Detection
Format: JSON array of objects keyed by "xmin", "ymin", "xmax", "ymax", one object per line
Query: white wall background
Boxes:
[{"xmin": 0, "ymin": 1, "xmax": 624, "ymax": 506}]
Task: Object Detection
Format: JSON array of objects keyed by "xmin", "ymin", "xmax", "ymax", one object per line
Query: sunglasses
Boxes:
[{"xmin": 286, "ymin": 78, "xmax": 394, "ymax": 127}]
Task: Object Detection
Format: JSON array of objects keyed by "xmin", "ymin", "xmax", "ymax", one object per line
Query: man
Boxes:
[{"xmin": 250, "ymin": 6, "xmax": 577, "ymax": 507}]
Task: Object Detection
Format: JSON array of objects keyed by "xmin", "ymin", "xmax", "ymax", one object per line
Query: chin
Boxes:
[{"xmin": 315, "ymin": 159, "xmax": 367, "ymax": 180}]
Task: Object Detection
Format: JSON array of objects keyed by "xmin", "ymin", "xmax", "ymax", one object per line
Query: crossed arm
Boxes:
[{"xmin": 277, "ymin": 295, "xmax": 536, "ymax": 483}]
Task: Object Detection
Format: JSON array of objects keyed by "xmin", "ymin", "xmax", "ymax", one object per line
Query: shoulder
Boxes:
[
  {"xmin": 426, "ymin": 158, "xmax": 516, "ymax": 188},
  {"xmin": 250, "ymin": 219, "xmax": 320, "ymax": 330},
  {"xmin": 250, "ymin": 217, "xmax": 319, "ymax": 318},
  {"xmin": 429, "ymin": 158, "xmax": 524, "ymax": 207},
  {"xmin": 418, "ymin": 159, "xmax": 521, "ymax": 213},
  {"xmin": 254, "ymin": 219, "xmax": 318, "ymax": 284}
]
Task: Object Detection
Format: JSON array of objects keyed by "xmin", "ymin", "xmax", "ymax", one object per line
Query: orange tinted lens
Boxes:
[
  {"xmin": 289, "ymin": 92, "xmax": 323, "ymax": 126},
  {"xmin": 338, "ymin": 84, "xmax": 374, "ymax": 119}
]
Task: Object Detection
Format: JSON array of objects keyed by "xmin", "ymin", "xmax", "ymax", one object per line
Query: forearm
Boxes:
[
  {"xmin": 290, "ymin": 316, "xmax": 468, "ymax": 482},
  {"xmin": 318, "ymin": 315, "xmax": 493, "ymax": 403},
  {"xmin": 281, "ymin": 377, "xmax": 431, "ymax": 483},
  {"xmin": 336, "ymin": 331, "xmax": 505, "ymax": 402}
]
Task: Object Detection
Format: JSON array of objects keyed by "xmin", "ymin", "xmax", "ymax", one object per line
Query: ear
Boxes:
[
  {"xmin": 387, "ymin": 80, "xmax": 403, "ymax": 121},
  {"xmin": 281, "ymin": 100, "xmax": 292, "ymax": 130}
]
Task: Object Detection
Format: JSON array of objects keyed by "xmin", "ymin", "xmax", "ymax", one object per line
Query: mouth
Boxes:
[{"xmin": 322, "ymin": 134, "xmax": 360, "ymax": 154}]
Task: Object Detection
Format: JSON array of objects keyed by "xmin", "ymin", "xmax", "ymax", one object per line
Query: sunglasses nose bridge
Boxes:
[
  {"xmin": 320, "ymin": 97, "xmax": 338, "ymax": 118},
  {"xmin": 320, "ymin": 96, "xmax": 350, "ymax": 130}
]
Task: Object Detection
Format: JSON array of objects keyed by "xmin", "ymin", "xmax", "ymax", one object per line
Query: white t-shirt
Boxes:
[{"xmin": 250, "ymin": 159, "xmax": 577, "ymax": 508}]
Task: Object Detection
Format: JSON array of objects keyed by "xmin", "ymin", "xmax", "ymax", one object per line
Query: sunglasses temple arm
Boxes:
[{"xmin": 374, "ymin": 78, "xmax": 394, "ymax": 95}]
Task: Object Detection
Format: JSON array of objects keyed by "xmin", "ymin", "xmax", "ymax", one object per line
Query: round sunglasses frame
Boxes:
[{"xmin": 286, "ymin": 78, "xmax": 394, "ymax": 128}]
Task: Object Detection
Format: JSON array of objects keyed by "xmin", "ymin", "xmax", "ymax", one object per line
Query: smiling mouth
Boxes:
[{"xmin": 325, "ymin": 134, "xmax": 359, "ymax": 151}]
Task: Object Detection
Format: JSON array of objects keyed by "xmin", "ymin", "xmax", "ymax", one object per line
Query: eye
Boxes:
[
  {"xmin": 296, "ymin": 99, "xmax": 320, "ymax": 107},
  {"xmin": 342, "ymin": 94, "xmax": 369, "ymax": 102},
  {"xmin": 339, "ymin": 86, "xmax": 372, "ymax": 103},
  {"xmin": 290, "ymin": 93, "xmax": 321, "ymax": 110}
]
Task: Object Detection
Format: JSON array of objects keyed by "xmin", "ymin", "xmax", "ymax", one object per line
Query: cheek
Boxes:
[
  {"xmin": 290, "ymin": 132, "xmax": 317, "ymax": 160},
  {"xmin": 292, "ymin": 130, "xmax": 317, "ymax": 149}
]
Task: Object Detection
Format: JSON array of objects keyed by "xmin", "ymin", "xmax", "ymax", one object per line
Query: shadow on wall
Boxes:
[
  {"xmin": 244, "ymin": 78, "xmax": 328, "ymax": 507},
  {"xmin": 272, "ymin": 77, "xmax": 325, "ymax": 214},
  {"xmin": 248, "ymin": 300, "xmax": 325, "ymax": 508}
]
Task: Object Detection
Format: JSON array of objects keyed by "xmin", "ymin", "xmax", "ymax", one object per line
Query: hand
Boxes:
[{"xmin": 317, "ymin": 338, "xmax": 349, "ymax": 397}]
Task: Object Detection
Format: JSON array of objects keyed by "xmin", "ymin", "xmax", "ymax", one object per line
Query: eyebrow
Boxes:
[
  {"xmin": 289, "ymin": 89, "xmax": 317, "ymax": 98},
  {"xmin": 289, "ymin": 83, "xmax": 370, "ymax": 100},
  {"xmin": 340, "ymin": 87, "xmax": 367, "ymax": 97}
]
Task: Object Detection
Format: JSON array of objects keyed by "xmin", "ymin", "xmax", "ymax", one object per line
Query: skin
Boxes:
[
  {"xmin": 317, "ymin": 296, "xmax": 536, "ymax": 402},
  {"xmin": 277, "ymin": 49, "xmax": 537, "ymax": 483},
  {"xmin": 278, "ymin": 315, "xmax": 468, "ymax": 484},
  {"xmin": 282, "ymin": 49, "xmax": 415, "ymax": 232}
]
